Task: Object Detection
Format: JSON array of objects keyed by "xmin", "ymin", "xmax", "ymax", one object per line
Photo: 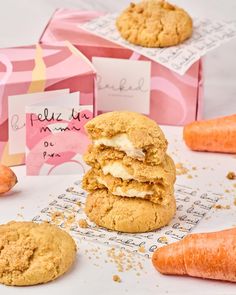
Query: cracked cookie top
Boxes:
[
  {"xmin": 85, "ymin": 189, "xmax": 176, "ymax": 233},
  {"xmin": 0, "ymin": 221, "xmax": 76, "ymax": 286},
  {"xmin": 116, "ymin": 0, "xmax": 193, "ymax": 48}
]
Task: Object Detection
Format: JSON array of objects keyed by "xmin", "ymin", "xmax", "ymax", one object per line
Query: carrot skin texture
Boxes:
[
  {"xmin": 183, "ymin": 114, "xmax": 236, "ymax": 153},
  {"xmin": 152, "ymin": 228, "xmax": 236, "ymax": 282},
  {"xmin": 152, "ymin": 238, "xmax": 186, "ymax": 275}
]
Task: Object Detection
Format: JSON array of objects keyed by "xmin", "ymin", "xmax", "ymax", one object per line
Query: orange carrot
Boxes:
[
  {"xmin": 0, "ymin": 164, "xmax": 17, "ymax": 195},
  {"xmin": 152, "ymin": 228, "xmax": 236, "ymax": 282},
  {"xmin": 183, "ymin": 114, "xmax": 236, "ymax": 153}
]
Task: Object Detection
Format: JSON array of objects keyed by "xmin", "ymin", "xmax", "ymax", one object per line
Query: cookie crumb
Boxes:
[
  {"xmin": 138, "ymin": 246, "xmax": 146, "ymax": 253},
  {"xmin": 159, "ymin": 236, "xmax": 168, "ymax": 243},
  {"xmin": 51, "ymin": 211, "xmax": 64, "ymax": 222},
  {"xmin": 16, "ymin": 213, "xmax": 24, "ymax": 219},
  {"xmin": 113, "ymin": 275, "xmax": 121, "ymax": 283},
  {"xmin": 67, "ymin": 214, "xmax": 75, "ymax": 224},
  {"xmin": 175, "ymin": 162, "xmax": 189, "ymax": 175},
  {"xmin": 227, "ymin": 172, "xmax": 236, "ymax": 180},
  {"xmin": 78, "ymin": 219, "xmax": 88, "ymax": 228},
  {"xmin": 214, "ymin": 204, "xmax": 230, "ymax": 210}
]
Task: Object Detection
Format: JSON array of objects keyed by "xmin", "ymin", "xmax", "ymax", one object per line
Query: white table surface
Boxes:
[
  {"xmin": 0, "ymin": 0, "xmax": 236, "ymax": 119},
  {"xmin": 1, "ymin": 126, "xmax": 236, "ymax": 294}
]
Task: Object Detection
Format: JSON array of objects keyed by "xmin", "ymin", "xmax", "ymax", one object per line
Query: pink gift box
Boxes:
[
  {"xmin": 0, "ymin": 43, "xmax": 96, "ymax": 166},
  {"xmin": 40, "ymin": 9, "xmax": 204, "ymax": 126}
]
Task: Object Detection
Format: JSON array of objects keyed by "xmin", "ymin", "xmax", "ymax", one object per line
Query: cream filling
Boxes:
[
  {"xmin": 97, "ymin": 177, "xmax": 107, "ymax": 187},
  {"xmin": 94, "ymin": 133, "xmax": 145, "ymax": 159},
  {"xmin": 102, "ymin": 162, "xmax": 134, "ymax": 180},
  {"xmin": 113, "ymin": 187, "xmax": 153, "ymax": 198},
  {"xmin": 97, "ymin": 177, "xmax": 153, "ymax": 198}
]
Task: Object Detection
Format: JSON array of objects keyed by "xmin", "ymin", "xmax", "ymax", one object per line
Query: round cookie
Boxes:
[
  {"xmin": 116, "ymin": 0, "xmax": 193, "ymax": 48},
  {"xmin": 0, "ymin": 221, "xmax": 76, "ymax": 286},
  {"xmin": 85, "ymin": 189, "xmax": 176, "ymax": 233},
  {"xmin": 85, "ymin": 111, "xmax": 168, "ymax": 165}
]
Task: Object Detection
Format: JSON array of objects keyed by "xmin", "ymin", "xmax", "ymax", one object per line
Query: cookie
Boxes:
[
  {"xmin": 116, "ymin": 0, "xmax": 193, "ymax": 48},
  {"xmin": 84, "ymin": 145, "xmax": 176, "ymax": 184},
  {"xmin": 85, "ymin": 111, "xmax": 167, "ymax": 165},
  {"xmin": 0, "ymin": 221, "xmax": 76, "ymax": 286},
  {"xmin": 85, "ymin": 189, "xmax": 176, "ymax": 233},
  {"xmin": 82, "ymin": 168, "xmax": 174, "ymax": 205}
]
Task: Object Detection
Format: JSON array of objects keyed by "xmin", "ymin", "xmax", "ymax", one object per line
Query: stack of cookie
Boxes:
[{"xmin": 82, "ymin": 111, "xmax": 176, "ymax": 233}]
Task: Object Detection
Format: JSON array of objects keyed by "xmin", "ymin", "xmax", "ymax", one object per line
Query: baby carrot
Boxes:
[
  {"xmin": 183, "ymin": 114, "xmax": 236, "ymax": 153},
  {"xmin": 0, "ymin": 164, "xmax": 17, "ymax": 195},
  {"xmin": 152, "ymin": 228, "xmax": 236, "ymax": 282}
]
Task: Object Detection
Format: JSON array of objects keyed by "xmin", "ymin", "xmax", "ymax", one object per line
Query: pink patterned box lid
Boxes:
[{"xmin": 0, "ymin": 43, "xmax": 96, "ymax": 166}]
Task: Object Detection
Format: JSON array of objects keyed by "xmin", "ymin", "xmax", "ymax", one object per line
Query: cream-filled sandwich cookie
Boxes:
[
  {"xmin": 84, "ymin": 145, "xmax": 176, "ymax": 184},
  {"xmin": 85, "ymin": 111, "xmax": 167, "ymax": 165},
  {"xmin": 85, "ymin": 189, "xmax": 176, "ymax": 233},
  {"xmin": 82, "ymin": 168, "xmax": 174, "ymax": 205}
]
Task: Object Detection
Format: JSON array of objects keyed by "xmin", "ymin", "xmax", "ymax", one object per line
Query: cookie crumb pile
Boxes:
[
  {"xmin": 116, "ymin": 0, "xmax": 192, "ymax": 48},
  {"xmin": 82, "ymin": 111, "xmax": 176, "ymax": 233},
  {"xmin": 78, "ymin": 219, "xmax": 88, "ymax": 228}
]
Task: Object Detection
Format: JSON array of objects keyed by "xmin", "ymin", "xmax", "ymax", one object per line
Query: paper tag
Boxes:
[
  {"xmin": 8, "ymin": 89, "xmax": 69, "ymax": 154},
  {"xmin": 80, "ymin": 14, "xmax": 236, "ymax": 75},
  {"xmin": 32, "ymin": 177, "xmax": 220, "ymax": 258},
  {"xmin": 25, "ymin": 94, "xmax": 92, "ymax": 176},
  {"xmin": 92, "ymin": 57, "xmax": 151, "ymax": 114}
]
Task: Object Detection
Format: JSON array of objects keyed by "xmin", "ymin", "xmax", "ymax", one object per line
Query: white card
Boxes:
[
  {"xmin": 8, "ymin": 89, "xmax": 70, "ymax": 154},
  {"xmin": 25, "ymin": 92, "xmax": 94, "ymax": 176},
  {"xmin": 81, "ymin": 14, "xmax": 236, "ymax": 75},
  {"xmin": 92, "ymin": 57, "xmax": 151, "ymax": 114}
]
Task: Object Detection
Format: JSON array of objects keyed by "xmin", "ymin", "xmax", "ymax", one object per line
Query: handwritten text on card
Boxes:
[
  {"xmin": 26, "ymin": 105, "xmax": 92, "ymax": 176},
  {"xmin": 8, "ymin": 89, "xmax": 69, "ymax": 154}
]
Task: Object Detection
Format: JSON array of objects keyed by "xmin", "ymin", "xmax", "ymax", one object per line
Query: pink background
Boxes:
[{"xmin": 0, "ymin": 43, "xmax": 96, "ymax": 166}]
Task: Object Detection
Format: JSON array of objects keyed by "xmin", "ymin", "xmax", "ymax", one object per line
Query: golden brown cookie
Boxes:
[
  {"xmin": 116, "ymin": 0, "xmax": 193, "ymax": 48},
  {"xmin": 85, "ymin": 111, "xmax": 167, "ymax": 165},
  {"xmin": 84, "ymin": 145, "xmax": 176, "ymax": 184},
  {"xmin": 82, "ymin": 168, "xmax": 174, "ymax": 205},
  {"xmin": 85, "ymin": 189, "xmax": 176, "ymax": 233},
  {"xmin": 0, "ymin": 221, "xmax": 76, "ymax": 286}
]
